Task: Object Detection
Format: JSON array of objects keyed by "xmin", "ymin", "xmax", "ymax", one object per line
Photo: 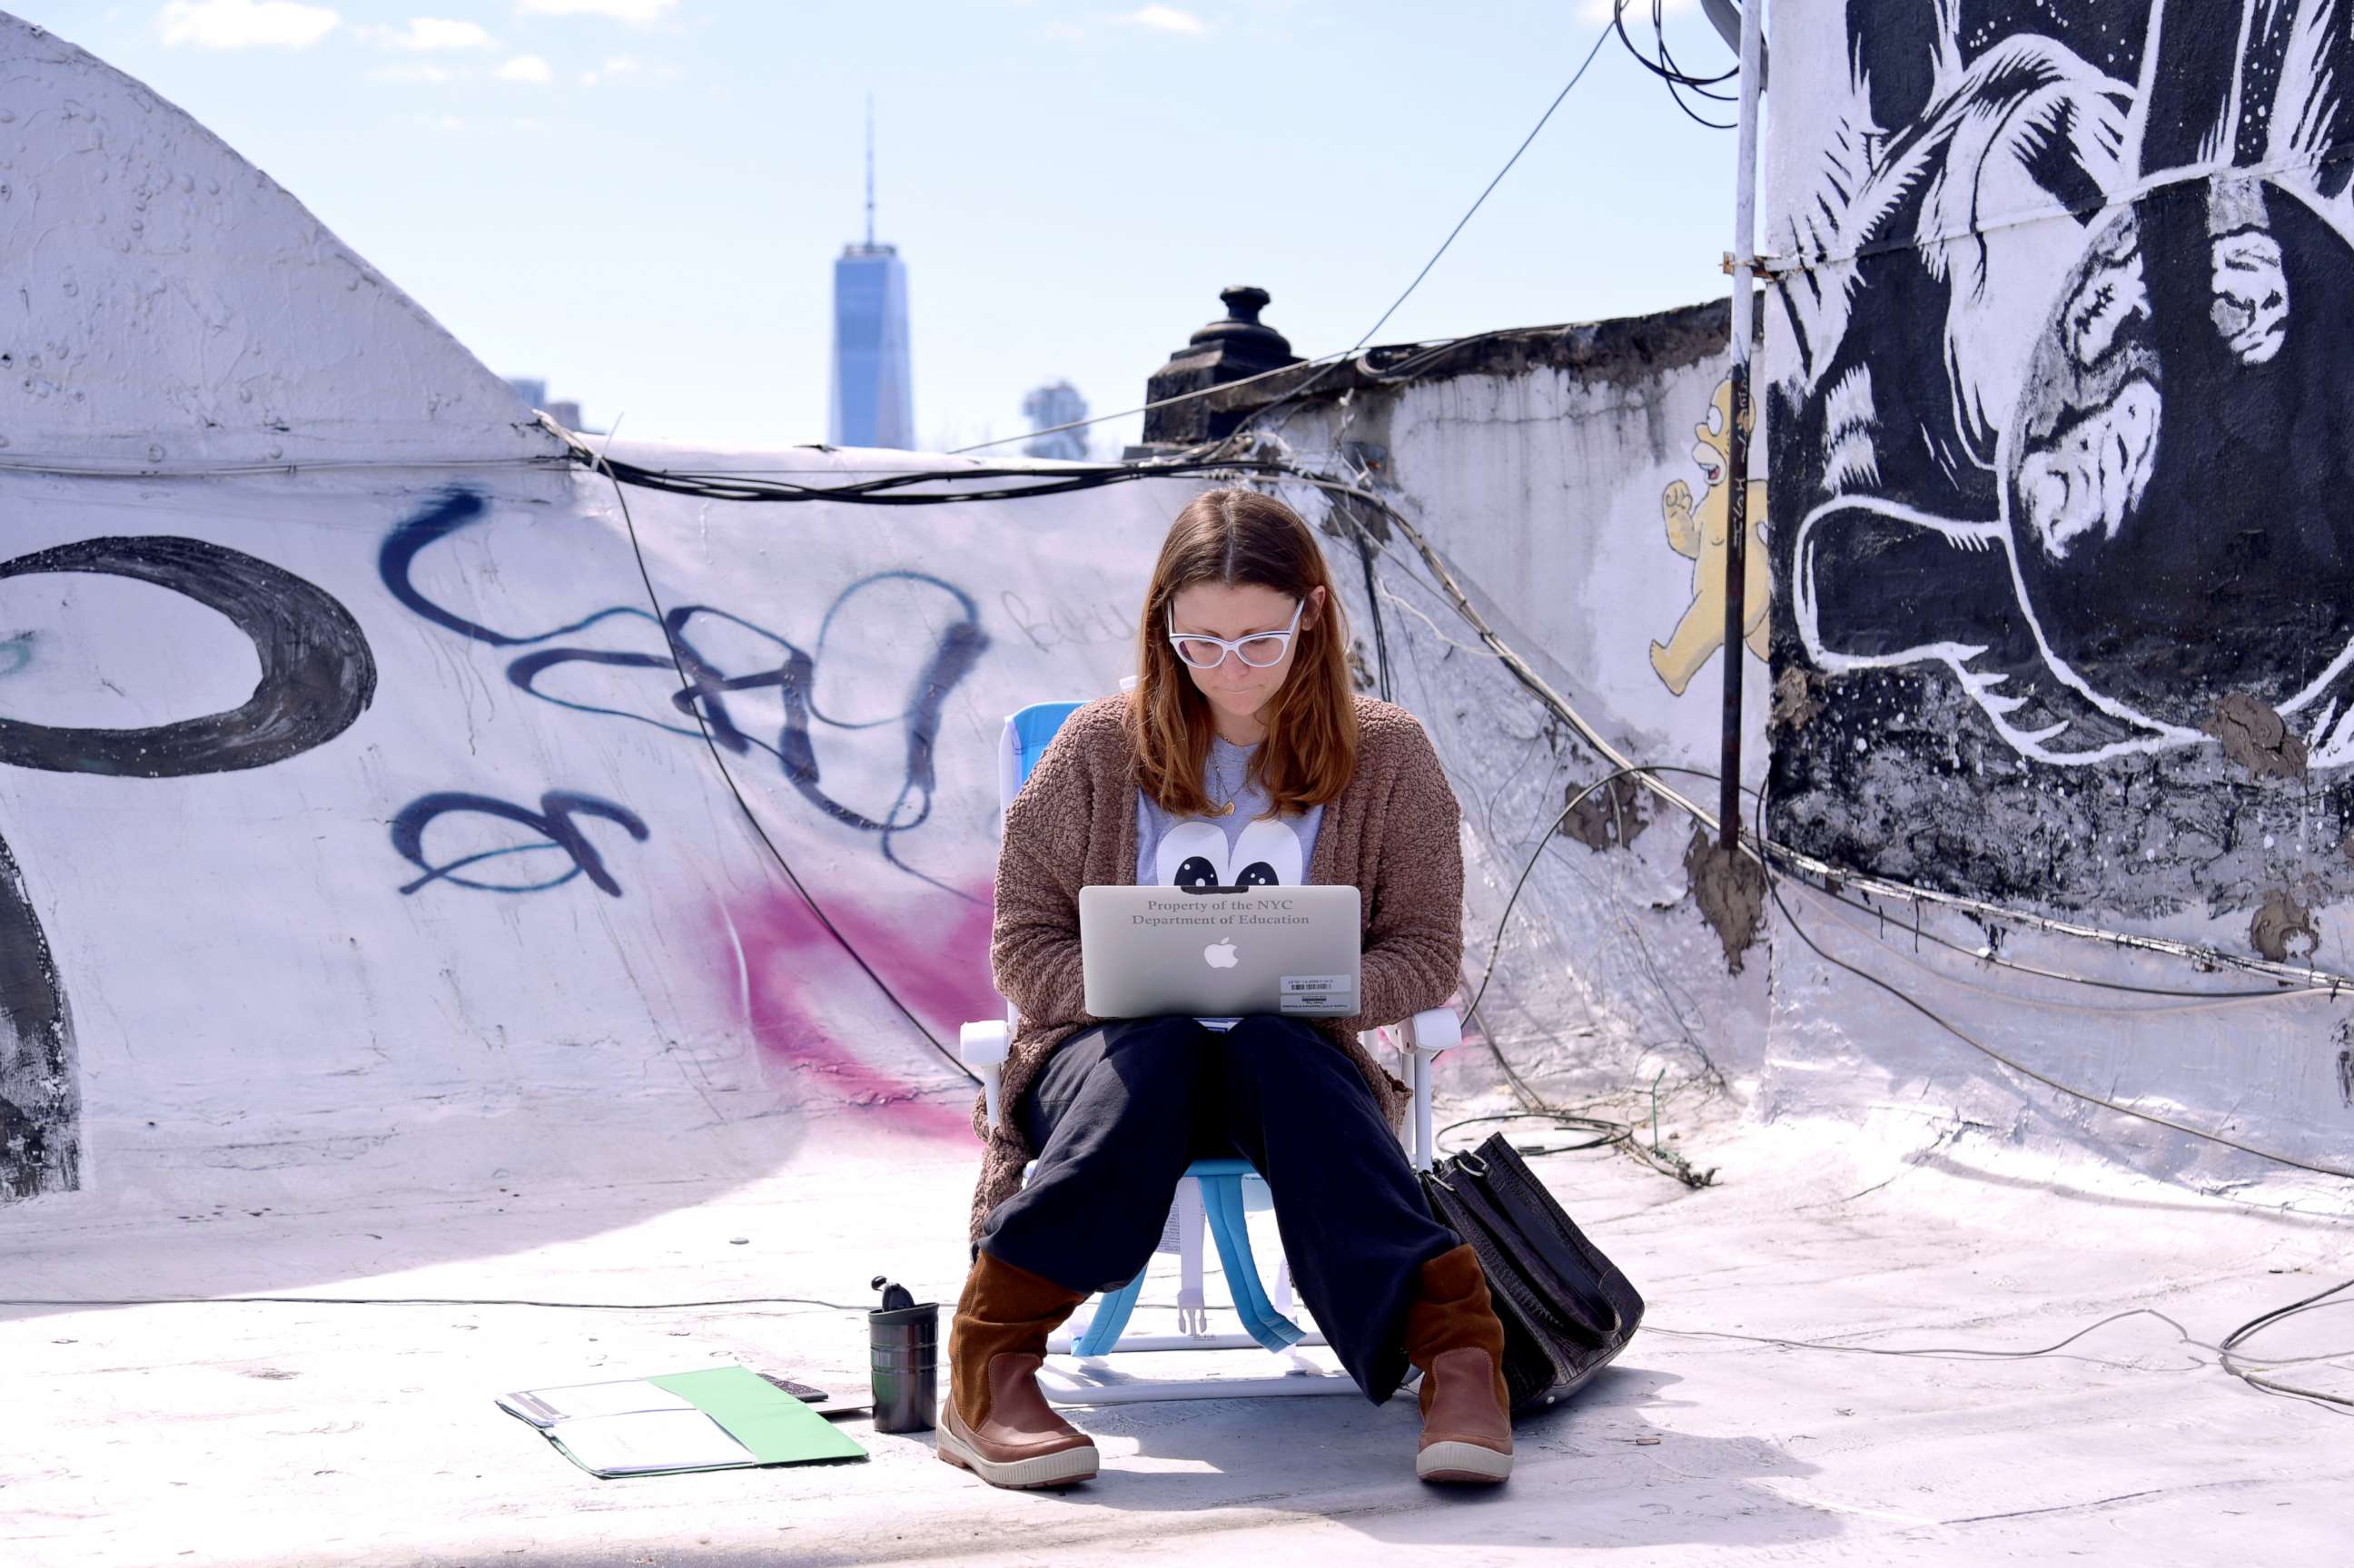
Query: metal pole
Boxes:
[{"xmin": 1718, "ymin": 0, "xmax": 1766, "ymax": 852}]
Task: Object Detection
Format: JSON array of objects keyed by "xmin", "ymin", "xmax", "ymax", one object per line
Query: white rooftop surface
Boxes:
[
  {"xmin": 3, "ymin": 13, "xmax": 2350, "ymax": 1566},
  {"xmin": 9, "ymin": 1108, "xmax": 2349, "ymax": 1568}
]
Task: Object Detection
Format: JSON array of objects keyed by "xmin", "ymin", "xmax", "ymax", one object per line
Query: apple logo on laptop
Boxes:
[{"xmin": 1204, "ymin": 939, "xmax": 1240, "ymax": 970}]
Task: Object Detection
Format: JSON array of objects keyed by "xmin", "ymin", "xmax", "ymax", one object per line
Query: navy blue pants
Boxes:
[{"xmin": 975, "ymin": 1011, "xmax": 1459, "ymax": 1405}]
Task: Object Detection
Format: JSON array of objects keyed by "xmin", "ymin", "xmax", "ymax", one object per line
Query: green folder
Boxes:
[{"xmin": 497, "ymin": 1365, "xmax": 868, "ymax": 1477}]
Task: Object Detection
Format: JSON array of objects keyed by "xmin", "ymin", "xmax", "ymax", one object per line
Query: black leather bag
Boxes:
[{"xmin": 1419, "ymin": 1132, "xmax": 1645, "ymax": 1413}]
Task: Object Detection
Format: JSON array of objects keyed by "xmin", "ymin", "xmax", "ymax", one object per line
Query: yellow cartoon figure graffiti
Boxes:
[{"xmin": 1651, "ymin": 374, "xmax": 1769, "ymax": 696}]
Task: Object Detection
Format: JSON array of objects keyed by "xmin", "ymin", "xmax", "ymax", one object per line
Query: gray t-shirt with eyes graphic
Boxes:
[{"xmin": 1134, "ymin": 735, "xmax": 1324, "ymax": 890}]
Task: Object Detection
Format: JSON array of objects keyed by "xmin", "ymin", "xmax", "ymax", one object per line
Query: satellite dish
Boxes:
[{"xmin": 1697, "ymin": 0, "xmax": 1766, "ymax": 92}]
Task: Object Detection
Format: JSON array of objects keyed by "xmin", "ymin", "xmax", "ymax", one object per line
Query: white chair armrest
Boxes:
[
  {"xmin": 960, "ymin": 1021, "xmax": 1010, "ymax": 1129},
  {"xmin": 1404, "ymin": 1006, "xmax": 1459, "ymax": 1057},
  {"xmin": 959, "ymin": 1019, "xmax": 1011, "ymax": 1068}
]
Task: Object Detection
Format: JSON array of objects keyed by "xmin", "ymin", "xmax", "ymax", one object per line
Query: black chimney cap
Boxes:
[
  {"xmin": 1177, "ymin": 286, "xmax": 1295, "ymax": 366},
  {"xmin": 1142, "ymin": 285, "xmax": 1303, "ymax": 443}
]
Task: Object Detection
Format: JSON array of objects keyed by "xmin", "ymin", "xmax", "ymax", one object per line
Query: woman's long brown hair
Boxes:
[{"xmin": 1130, "ymin": 488, "xmax": 1359, "ymax": 817}]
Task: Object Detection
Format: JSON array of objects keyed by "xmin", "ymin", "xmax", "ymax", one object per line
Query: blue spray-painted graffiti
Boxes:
[
  {"xmin": 379, "ymin": 488, "xmax": 988, "ymax": 896},
  {"xmin": 391, "ymin": 791, "xmax": 651, "ymax": 897},
  {"xmin": 0, "ymin": 632, "xmax": 33, "ymax": 679}
]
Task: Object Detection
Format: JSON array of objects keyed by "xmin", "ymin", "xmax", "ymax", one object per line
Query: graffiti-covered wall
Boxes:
[
  {"xmin": 0, "ymin": 15, "xmax": 1211, "ymax": 1220},
  {"xmin": 1767, "ymin": 0, "xmax": 2354, "ymax": 945},
  {"xmin": 0, "ymin": 459, "xmax": 1237, "ymax": 1215}
]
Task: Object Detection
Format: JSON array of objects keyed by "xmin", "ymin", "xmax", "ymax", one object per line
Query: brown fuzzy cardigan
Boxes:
[{"xmin": 969, "ymin": 692, "xmax": 1466, "ymax": 1240}]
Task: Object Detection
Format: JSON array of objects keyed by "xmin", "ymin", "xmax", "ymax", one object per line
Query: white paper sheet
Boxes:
[
  {"xmin": 495, "ymin": 1377, "xmax": 696, "ymax": 1428},
  {"xmin": 546, "ymin": 1409, "xmax": 755, "ymax": 1476}
]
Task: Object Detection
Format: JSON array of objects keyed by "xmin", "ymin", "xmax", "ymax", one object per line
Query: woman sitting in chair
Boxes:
[{"xmin": 941, "ymin": 487, "xmax": 1514, "ymax": 1490}]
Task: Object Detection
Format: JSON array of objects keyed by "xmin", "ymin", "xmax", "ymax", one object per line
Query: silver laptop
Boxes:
[{"xmin": 1078, "ymin": 885, "xmax": 1361, "ymax": 1020}]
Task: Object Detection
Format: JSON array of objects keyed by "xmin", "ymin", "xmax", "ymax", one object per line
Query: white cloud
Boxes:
[
  {"xmin": 1575, "ymin": 0, "xmax": 1694, "ymax": 23},
  {"xmin": 156, "ymin": 0, "xmax": 341, "ymax": 49},
  {"xmin": 361, "ymin": 17, "xmax": 497, "ymax": 50},
  {"xmin": 369, "ymin": 62, "xmax": 456, "ymax": 82},
  {"xmin": 1124, "ymin": 5, "xmax": 1203, "ymax": 33},
  {"xmin": 581, "ymin": 54, "xmax": 660, "ymax": 86},
  {"xmin": 515, "ymin": 0, "xmax": 678, "ymax": 21},
  {"xmin": 497, "ymin": 53, "xmax": 553, "ymax": 83}
]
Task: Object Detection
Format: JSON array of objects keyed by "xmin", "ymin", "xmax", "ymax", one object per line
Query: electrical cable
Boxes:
[
  {"xmin": 1790, "ymin": 877, "xmax": 2335, "ymax": 1017},
  {"xmin": 1611, "ymin": 0, "xmax": 1739, "ymax": 133},
  {"xmin": 1646, "ymin": 1307, "xmax": 2219, "ymax": 1371},
  {"xmin": 1374, "ymin": 574, "xmax": 1500, "ymax": 659},
  {"xmin": 19, "ymin": 460, "xmax": 2336, "ymax": 1339},
  {"xmin": 1430, "ymin": 754, "xmax": 1726, "ymax": 1187},
  {"xmin": 1356, "ymin": 336, "xmax": 1486, "ymax": 384},
  {"xmin": 1434, "ymin": 1109, "xmax": 1630, "ymax": 1158},
  {"xmin": 1353, "ymin": 517, "xmax": 1393, "ymax": 702},
  {"xmin": 548, "ymin": 428, "xmax": 1344, "ymax": 509},
  {"xmin": 2219, "ymin": 1276, "xmax": 2354, "ymax": 1414},
  {"xmin": 588, "ymin": 450, "xmax": 1235, "ymax": 505},
  {"xmin": 1612, "ymin": 0, "xmax": 1738, "ymax": 92},
  {"xmin": 943, "ymin": 341, "xmax": 1364, "ymax": 457},
  {"xmin": 0, "ymin": 1292, "xmax": 868, "ymax": 1313},
  {"xmin": 552, "ymin": 436, "xmax": 2354, "ymax": 1183},
  {"xmin": 1648, "ymin": 3, "xmax": 1739, "ymax": 99},
  {"xmin": 1261, "ymin": 459, "xmax": 1726, "ymax": 833},
  {"xmin": 1330, "ymin": 449, "xmax": 1396, "ymax": 702},
  {"xmin": 1361, "ymin": 544, "xmax": 1397, "ymax": 703},
  {"xmin": 1754, "ymin": 774, "xmax": 2354, "ymax": 1182},
  {"xmin": 1461, "ymin": 760, "xmax": 1727, "ymax": 1035},
  {"xmin": 582, "ymin": 422, "xmax": 982, "ymax": 1088},
  {"xmin": 1262, "ymin": 453, "xmax": 2354, "ymax": 996},
  {"xmin": 564, "ymin": 422, "xmax": 2338, "ymax": 990},
  {"xmin": 894, "ymin": 11, "xmax": 1666, "ymax": 464},
  {"xmin": 1202, "ymin": 21, "xmax": 1615, "ymax": 462},
  {"xmin": 1296, "ymin": 468, "xmax": 2351, "ymax": 1188},
  {"xmin": 1660, "ymin": 69, "xmax": 1737, "ymax": 134},
  {"xmin": 940, "ymin": 323, "xmax": 1543, "ymax": 459}
]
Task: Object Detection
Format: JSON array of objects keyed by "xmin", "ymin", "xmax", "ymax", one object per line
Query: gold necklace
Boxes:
[{"xmin": 1209, "ymin": 748, "xmax": 1242, "ymax": 817}]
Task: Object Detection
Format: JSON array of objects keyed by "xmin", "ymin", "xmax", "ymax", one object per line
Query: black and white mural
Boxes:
[{"xmin": 1768, "ymin": 0, "xmax": 2354, "ymax": 922}]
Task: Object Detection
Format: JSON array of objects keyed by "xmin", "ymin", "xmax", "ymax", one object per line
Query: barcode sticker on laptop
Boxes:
[{"xmin": 1279, "ymin": 974, "xmax": 1355, "ymax": 1015}]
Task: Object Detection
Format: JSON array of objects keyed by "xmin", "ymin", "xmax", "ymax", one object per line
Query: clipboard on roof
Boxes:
[{"xmin": 497, "ymin": 1365, "xmax": 867, "ymax": 1477}]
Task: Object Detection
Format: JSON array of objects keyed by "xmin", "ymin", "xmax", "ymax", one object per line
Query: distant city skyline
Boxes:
[
  {"xmin": 503, "ymin": 375, "xmax": 586, "ymax": 435},
  {"xmin": 1021, "ymin": 380, "xmax": 1089, "ymax": 460},
  {"xmin": 828, "ymin": 96, "xmax": 914, "ymax": 449},
  {"xmin": 23, "ymin": 5, "xmax": 1746, "ymax": 455}
]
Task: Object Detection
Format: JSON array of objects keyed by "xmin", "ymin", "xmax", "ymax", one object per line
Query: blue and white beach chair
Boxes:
[{"xmin": 959, "ymin": 696, "xmax": 1460, "ymax": 1403}]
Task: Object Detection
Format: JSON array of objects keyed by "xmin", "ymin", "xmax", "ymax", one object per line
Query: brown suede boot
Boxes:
[
  {"xmin": 1401, "ymin": 1243, "xmax": 1515, "ymax": 1483},
  {"xmin": 935, "ymin": 1251, "xmax": 1099, "ymax": 1489}
]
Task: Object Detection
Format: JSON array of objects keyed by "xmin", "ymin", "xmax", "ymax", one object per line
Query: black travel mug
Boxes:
[{"xmin": 867, "ymin": 1276, "xmax": 938, "ymax": 1434}]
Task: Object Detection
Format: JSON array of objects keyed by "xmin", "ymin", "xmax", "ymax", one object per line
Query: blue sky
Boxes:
[{"xmin": 31, "ymin": 1, "xmax": 1746, "ymax": 453}]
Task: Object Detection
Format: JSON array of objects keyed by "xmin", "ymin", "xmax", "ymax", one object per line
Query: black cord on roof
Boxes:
[
  {"xmin": 2220, "ymin": 1276, "xmax": 2354, "ymax": 1415},
  {"xmin": 1613, "ymin": 0, "xmax": 1739, "ymax": 131}
]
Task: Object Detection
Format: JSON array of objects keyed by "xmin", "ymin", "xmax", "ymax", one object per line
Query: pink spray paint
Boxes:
[{"xmin": 715, "ymin": 883, "xmax": 998, "ymax": 1139}]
